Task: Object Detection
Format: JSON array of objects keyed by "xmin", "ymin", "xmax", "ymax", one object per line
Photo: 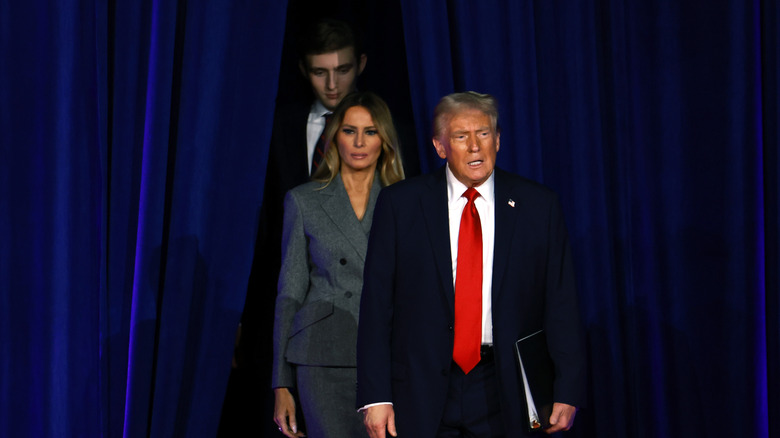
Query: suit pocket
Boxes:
[{"xmin": 289, "ymin": 300, "xmax": 334, "ymax": 338}]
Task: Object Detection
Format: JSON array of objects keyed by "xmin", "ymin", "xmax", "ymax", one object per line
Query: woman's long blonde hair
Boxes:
[{"xmin": 311, "ymin": 91, "xmax": 405, "ymax": 187}]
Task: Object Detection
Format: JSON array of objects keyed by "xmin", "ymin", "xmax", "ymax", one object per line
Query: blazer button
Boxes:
[
  {"xmin": 340, "ymin": 258, "xmax": 347, "ymax": 265},
  {"xmin": 448, "ymin": 326, "xmax": 453, "ymax": 331},
  {"xmin": 344, "ymin": 291, "xmax": 353, "ymax": 298},
  {"xmin": 441, "ymin": 368, "xmax": 448, "ymax": 376}
]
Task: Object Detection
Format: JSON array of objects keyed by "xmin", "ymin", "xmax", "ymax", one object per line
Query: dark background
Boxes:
[{"xmin": 0, "ymin": 0, "xmax": 777, "ymax": 437}]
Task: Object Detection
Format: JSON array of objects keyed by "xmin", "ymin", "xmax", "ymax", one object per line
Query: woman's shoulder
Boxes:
[{"xmin": 286, "ymin": 180, "xmax": 330, "ymax": 199}]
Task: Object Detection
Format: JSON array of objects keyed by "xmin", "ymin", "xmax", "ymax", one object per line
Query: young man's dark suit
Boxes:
[{"xmin": 356, "ymin": 166, "xmax": 587, "ymax": 437}]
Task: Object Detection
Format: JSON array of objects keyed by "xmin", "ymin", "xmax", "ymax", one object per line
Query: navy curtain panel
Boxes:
[
  {"xmin": 400, "ymin": 1, "xmax": 778, "ymax": 437},
  {"xmin": 0, "ymin": 0, "xmax": 287, "ymax": 436}
]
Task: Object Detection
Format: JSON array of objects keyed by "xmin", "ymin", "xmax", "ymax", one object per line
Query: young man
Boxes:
[
  {"xmin": 296, "ymin": 18, "xmax": 367, "ymax": 175},
  {"xmin": 269, "ymin": 18, "xmax": 367, "ymax": 197}
]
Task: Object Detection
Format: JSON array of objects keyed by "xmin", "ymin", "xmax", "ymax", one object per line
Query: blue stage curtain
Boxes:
[
  {"xmin": 0, "ymin": 0, "xmax": 287, "ymax": 436},
  {"xmin": 400, "ymin": 1, "xmax": 777, "ymax": 437}
]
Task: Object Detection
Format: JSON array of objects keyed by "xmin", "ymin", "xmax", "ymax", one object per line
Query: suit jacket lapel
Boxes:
[
  {"xmin": 420, "ymin": 167, "xmax": 456, "ymax": 311},
  {"xmin": 492, "ymin": 168, "xmax": 520, "ymax": 302},
  {"xmin": 320, "ymin": 173, "xmax": 376, "ymax": 261}
]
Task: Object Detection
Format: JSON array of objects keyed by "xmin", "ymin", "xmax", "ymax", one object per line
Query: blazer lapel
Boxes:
[
  {"xmin": 492, "ymin": 168, "xmax": 520, "ymax": 302},
  {"xmin": 420, "ymin": 167, "xmax": 456, "ymax": 312},
  {"xmin": 321, "ymin": 174, "xmax": 373, "ymax": 261}
]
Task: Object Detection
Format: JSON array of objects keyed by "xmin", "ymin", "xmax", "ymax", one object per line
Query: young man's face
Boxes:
[{"xmin": 301, "ymin": 47, "xmax": 366, "ymax": 110}]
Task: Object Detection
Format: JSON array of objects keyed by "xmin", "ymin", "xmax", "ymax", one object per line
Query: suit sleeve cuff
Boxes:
[{"xmin": 357, "ymin": 402, "xmax": 393, "ymax": 413}]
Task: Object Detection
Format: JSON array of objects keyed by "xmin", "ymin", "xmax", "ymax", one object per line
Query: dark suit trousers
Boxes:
[{"xmin": 437, "ymin": 347, "xmax": 506, "ymax": 438}]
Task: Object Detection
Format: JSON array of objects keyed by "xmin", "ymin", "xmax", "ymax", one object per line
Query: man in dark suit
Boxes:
[{"xmin": 356, "ymin": 91, "xmax": 586, "ymax": 437}]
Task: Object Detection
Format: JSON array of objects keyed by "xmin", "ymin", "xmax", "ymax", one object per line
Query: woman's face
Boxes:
[{"xmin": 337, "ymin": 106, "xmax": 382, "ymax": 174}]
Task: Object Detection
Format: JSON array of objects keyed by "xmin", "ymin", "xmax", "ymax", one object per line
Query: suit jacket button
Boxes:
[
  {"xmin": 448, "ymin": 326, "xmax": 453, "ymax": 331},
  {"xmin": 441, "ymin": 368, "xmax": 448, "ymax": 376},
  {"xmin": 344, "ymin": 291, "xmax": 353, "ymax": 298},
  {"xmin": 340, "ymin": 258, "xmax": 347, "ymax": 265}
]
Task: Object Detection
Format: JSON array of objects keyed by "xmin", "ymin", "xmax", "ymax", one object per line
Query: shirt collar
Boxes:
[
  {"xmin": 445, "ymin": 164, "xmax": 495, "ymax": 205},
  {"xmin": 310, "ymin": 99, "xmax": 331, "ymax": 119}
]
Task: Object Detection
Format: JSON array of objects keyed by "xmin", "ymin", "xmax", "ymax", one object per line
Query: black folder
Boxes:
[{"xmin": 514, "ymin": 329, "xmax": 555, "ymax": 433}]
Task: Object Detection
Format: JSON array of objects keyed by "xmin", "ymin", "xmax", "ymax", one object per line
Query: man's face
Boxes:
[
  {"xmin": 433, "ymin": 109, "xmax": 499, "ymax": 188},
  {"xmin": 301, "ymin": 47, "xmax": 366, "ymax": 110}
]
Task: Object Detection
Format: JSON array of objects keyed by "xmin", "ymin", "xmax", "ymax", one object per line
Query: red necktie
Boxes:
[
  {"xmin": 311, "ymin": 113, "xmax": 332, "ymax": 175},
  {"xmin": 453, "ymin": 187, "xmax": 482, "ymax": 374}
]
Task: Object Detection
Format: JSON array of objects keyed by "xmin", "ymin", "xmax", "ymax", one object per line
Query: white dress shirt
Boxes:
[
  {"xmin": 445, "ymin": 164, "xmax": 495, "ymax": 345},
  {"xmin": 358, "ymin": 166, "xmax": 497, "ymax": 412}
]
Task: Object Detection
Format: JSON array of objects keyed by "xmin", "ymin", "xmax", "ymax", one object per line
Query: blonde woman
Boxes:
[{"xmin": 272, "ymin": 92, "xmax": 405, "ymax": 438}]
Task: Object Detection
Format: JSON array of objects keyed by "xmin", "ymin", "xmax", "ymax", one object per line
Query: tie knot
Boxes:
[
  {"xmin": 323, "ymin": 113, "xmax": 333, "ymax": 124},
  {"xmin": 463, "ymin": 187, "xmax": 480, "ymax": 203}
]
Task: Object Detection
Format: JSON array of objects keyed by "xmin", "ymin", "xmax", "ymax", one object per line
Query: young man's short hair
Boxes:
[{"xmin": 297, "ymin": 18, "xmax": 362, "ymax": 68}]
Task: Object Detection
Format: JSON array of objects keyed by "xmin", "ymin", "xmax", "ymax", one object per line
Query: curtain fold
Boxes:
[
  {"xmin": 1, "ymin": 1, "xmax": 103, "ymax": 436},
  {"xmin": 397, "ymin": 0, "xmax": 454, "ymax": 170},
  {"xmin": 107, "ymin": 0, "xmax": 288, "ymax": 435},
  {"xmin": 1, "ymin": 0, "xmax": 287, "ymax": 436}
]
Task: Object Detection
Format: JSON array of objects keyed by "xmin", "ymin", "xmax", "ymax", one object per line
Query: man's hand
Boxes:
[
  {"xmin": 273, "ymin": 388, "xmax": 305, "ymax": 437},
  {"xmin": 544, "ymin": 402, "xmax": 577, "ymax": 434},
  {"xmin": 363, "ymin": 404, "xmax": 397, "ymax": 438}
]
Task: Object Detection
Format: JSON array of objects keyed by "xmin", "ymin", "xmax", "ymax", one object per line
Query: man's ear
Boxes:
[
  {"xmin": 432, "ymin": 138, "xmax": 447, "ymax": 159},
  {"xmin": 357, "ymin": 54, "xmax": 367, "ymax": 75},
  {"xmin": 496, "ymin": 132, "xmax": 500, "ymax": 153}
]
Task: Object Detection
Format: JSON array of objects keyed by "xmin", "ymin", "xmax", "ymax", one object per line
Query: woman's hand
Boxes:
[{"xmin": 273, "ymin": 388, "xmax": 306, "ymax": 437}]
